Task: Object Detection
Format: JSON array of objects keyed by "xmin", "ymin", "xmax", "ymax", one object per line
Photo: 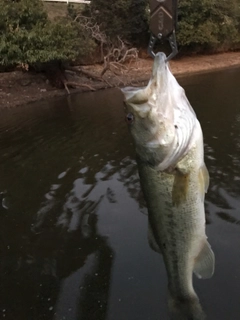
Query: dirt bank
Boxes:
[{"xmin": 0, "ymin": 51, "xmax": 240, "ymax": 108}]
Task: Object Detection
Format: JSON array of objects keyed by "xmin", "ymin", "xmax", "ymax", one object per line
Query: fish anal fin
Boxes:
[
  {"xmin": 198, "ymin": 164, "xmax": 210, "ymax": 201},
  {"xmin": 168, "ymin": 291, "xmax": 206, "ymax": 320},
  {"xmin": 172, "ymin": 170, "xmax": 189, "ymax": 207},
  {"xmin": 193, "ymin": 240, "xmax": 215, "ymax": 279},
  {"xmin": 148, "ymin": 223, "xmax": 162, "ymax": 254}
]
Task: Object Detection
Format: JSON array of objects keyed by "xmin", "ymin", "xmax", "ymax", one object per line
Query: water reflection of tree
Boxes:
[
  {"xmin": 117, "ymin": 157, "xmax": 146, "ymax": 211},
  {"xmin": 204, "ymin": 138, "xmax": 240, "ymax": 226},
  {"xmin": 76, "ymin": 238, "xmax": 114, "ymax": 320},
  {"xmin": 1, "ymin": 221, "xmax": 113, "ymax": 320},
  {"xmin": 182, "ymin": 69, "xmax": 240, "ymax": 226},
  {"xmin": 3, "ymin": 80, "xmax": 240, "ymax": 320},
  {"xmin": 0, "ymin": 91, "xmax": 144, "ymax": 320},
  {"xmin": 0, "ymin": 162, "xmax": 115, "ymax": 320}
]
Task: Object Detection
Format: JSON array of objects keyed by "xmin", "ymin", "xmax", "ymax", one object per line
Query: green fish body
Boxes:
[{"xmin": 122, "ymin": 53, "xmax": 214, "ymax": 320}]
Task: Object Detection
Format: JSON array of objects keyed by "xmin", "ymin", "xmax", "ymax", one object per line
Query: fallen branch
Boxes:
[
  {"xmin": 64, "ymin": 81, "xmax": 96, "ymax": 94},
  {"xmin": 63, "ymin": 81, "xmax": 70, "ymax": 94},
  {"xmin": 66, "ymin": 66, "xmax": 113, "ymax": 87},
  {"xmin": 67, "ymin": 66, "xmax": 102, "ymax": 81}
]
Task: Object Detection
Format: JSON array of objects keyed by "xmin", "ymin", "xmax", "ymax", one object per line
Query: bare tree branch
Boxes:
[
  {"xmin": 71, "ymin": 16, "xmax": 139, "ymax": 88},
  {"xmin": 64, "ymin": 81, "xmax": 96, "ymax": 93}
]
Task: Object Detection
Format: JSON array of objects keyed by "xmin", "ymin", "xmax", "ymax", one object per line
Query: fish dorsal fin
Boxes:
[
  {"xmin": 198, "ymin": 164, "xmax": 210, "ymax": 201},
  {"xmin": 193, "ymin": 240, "xmax": 215, "ymax": 279}
]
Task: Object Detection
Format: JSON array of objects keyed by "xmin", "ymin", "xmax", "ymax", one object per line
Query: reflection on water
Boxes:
[
  {"xmin": 0, "ymin": 67, "xmax": 240, "ymax": 320},
  {"xmin": 181, "ymin": 69, "xmax": 240, "ymax": 230}
]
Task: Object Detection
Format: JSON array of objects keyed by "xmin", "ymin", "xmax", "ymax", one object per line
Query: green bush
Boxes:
[
  {"xmin": 177, "ymin": 0, "xmax": 240, "ymax": 51},
  {"xmin": 0, "ymin": 0, "xmax": 239, "ymax": 69},
  {"xmin": 0, "ymin": 0, "xmax": 96, "ymax": 69},
  {"xmin": 88, "ymin": 0, "xmax": 149, "ymax": 45},
  {"xmin": 87, "ymin": 0, "xmax": 240, "ymax": 53}
]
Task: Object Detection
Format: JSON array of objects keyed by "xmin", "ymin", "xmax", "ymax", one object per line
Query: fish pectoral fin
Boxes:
[
  {"xmin": 193, "ymin": 240, "xmax": 215, "ymax": 279},
  {"xmin": 202, "ymin": 163, "xmax": 210, "ymax": 192},
  {"xmin": 172, "ymin": 170, "xmax": 190, "ymax": 207},
  {"xmin": 198, "ymin": 164, "xmax": 210, "ymax": 201},
  {"xmin": 148, "ymin": 223, "xmax": 162, "ymax": 254}
]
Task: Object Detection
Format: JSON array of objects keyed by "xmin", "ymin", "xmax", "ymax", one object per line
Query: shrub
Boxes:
[
  {"xmin": 87, "ymin": 0, "xmax": 149, "ymax": 45},
  {"xmin": 177, "ymin": 0, "xmax": 240, "ymax": 52},
  {"xmin": 0, "ymin": 0, "xmax": 96, "ymax": 69}
]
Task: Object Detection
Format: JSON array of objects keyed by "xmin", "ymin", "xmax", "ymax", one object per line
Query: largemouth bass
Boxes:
[{"xmin": 121, "ymin": 53, "xmax": 215, "ymax": 320}]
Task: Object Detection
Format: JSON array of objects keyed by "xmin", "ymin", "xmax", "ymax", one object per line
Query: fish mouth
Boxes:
[
  {"xmin": 121, "ymin": 85, "xmax": 151, "ymax": 106},
  {"xmin": 152, "ymin": 52, "xmax": 167, "ymax": 74},
  {"xmin": 121, "ymin": 86, "xmax": 143, "ymax": 102},
  {"xmin": 151, "ymin": 52, "xmax": 169, "ymax": 88},
  {"xmin": 121, "ymin": 52, "xmax": 169, "ymax": 105}
]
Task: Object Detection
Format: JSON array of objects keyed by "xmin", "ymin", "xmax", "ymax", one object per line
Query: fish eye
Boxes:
[{"xmin": 126, "ymin": 113, "xmax": 134, "ymax": 124}]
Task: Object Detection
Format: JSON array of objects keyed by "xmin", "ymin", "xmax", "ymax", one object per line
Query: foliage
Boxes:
[
  {"xmin": 0, "ymin": 0, "xmax": 96, "ymax": 69},
  {"xmin": 0, "ymin": 0, "xmax": 240, "ymax": 70},
  {"xmin": 177, "ymin": 0, "xmax": 240, "ymax": 51},
  {"xmin": 87, "ymin": 0, "xmax": 149, "ymax": 45},
  {"xmin": 86, "ymin": 0, "xmax": 240, "ymax": 53}
]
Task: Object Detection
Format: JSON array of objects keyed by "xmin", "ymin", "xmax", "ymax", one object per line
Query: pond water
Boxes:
[{"xmin": 0, "ymin": 67, "xmax": 240, "ymax": 320}]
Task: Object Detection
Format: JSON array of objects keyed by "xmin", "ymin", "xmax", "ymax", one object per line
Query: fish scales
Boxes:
[
  {"xmin": 122, "ymin": 52, "xmax": 214, "ymax": 320},
  {"xmin": 138, "ymin": 146, "xmax": 204, "ymax": 296}
]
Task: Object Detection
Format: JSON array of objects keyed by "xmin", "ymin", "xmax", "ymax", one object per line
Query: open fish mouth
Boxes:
[
  {"xmin": 150, "ymin": 52, "xmax": 175, "ymax": 95},
  {"xmin": 122, "ymin": 52, "xmax": 172, "ymax": 106},
  {"xmin": 152, "ymin": 52, "xmax": 168, "ymax": 74}
]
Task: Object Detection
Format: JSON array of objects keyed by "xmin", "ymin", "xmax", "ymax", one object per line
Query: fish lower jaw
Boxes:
[
  {"xmin": 146, "ymin": 132, "xmax": 174, "ymax": 148},
  {"xmin": 145, "ymin": 139, "xmax": 164, "ymax": 148}
]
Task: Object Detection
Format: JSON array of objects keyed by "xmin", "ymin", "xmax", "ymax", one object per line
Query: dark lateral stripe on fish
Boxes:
[{"xmin": 172, "ymin": 170, "xmax": 190, "ymax": 207}]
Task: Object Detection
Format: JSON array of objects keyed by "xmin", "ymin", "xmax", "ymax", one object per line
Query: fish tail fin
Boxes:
[{"xmin": 168, "ymin": 292, "xmax": 206, "ymax": 320}]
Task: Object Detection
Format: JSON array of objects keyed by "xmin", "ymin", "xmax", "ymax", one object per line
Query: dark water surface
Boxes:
[{"xmin": 0, "ymin": 67, "xmax": 240, "ymax": 320}]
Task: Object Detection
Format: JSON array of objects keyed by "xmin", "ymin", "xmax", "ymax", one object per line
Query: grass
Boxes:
[{"xmin": 42, "ymin": 2, "xmax": 87, "ymax": 20}]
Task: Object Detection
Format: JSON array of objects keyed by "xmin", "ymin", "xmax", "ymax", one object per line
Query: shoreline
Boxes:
[
  {"xmin": 0, "ymin": 51, "xmax": 240, "ymax": 108},
  {"xmin": 170, "ymin": 51, "xmax": 240, "ymax": 77}
]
